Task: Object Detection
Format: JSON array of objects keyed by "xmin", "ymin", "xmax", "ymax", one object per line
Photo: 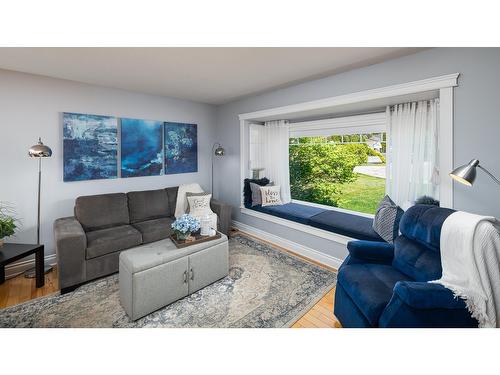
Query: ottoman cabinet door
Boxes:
[{"xmin": 188, "ymin": 243, "xmax": 229, "ymax": 294}]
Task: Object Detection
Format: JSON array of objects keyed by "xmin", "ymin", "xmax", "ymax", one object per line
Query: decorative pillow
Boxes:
[
  {"xmin": 186, "ymin": 192, "xmax": 213, "ymax": 218},
  {"xmin": 372, "ymin": 195, "xmax": 404, "ymax": 243},
  {"xmin": 243, "ymin": 177, "xmax": 270, "ymax": 207},
  {"xmin": 250, "ymin": 181, "xmax": 274, "ymax": 207},
  {"xmin": 260, "ymin": 185, "xmax": 283, "ymax": 207}
]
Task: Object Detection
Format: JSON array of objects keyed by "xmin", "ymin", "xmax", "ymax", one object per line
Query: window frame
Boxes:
[{"xmin": 239, "ymin": 73, "xmax": 458, "ymax": 233}]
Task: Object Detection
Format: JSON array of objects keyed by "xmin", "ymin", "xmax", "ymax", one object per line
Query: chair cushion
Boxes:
[
  {"xmin": 75, "ymin": 193, "xmax": 130, "ymax": 232},
  {"xmin": 310, "ymin": 210, "xmax": 383, "ymax": 241},
  {"xmin": 132, "ymin": 218, "xmax": 174, "ymax": 244},
  {"xmin": 251, "ymin": 202, "xmax": 324, "ymax": 225},
  {"xmin": 86, "ymin": 225, "xmax": 142, "ymax": 259},
  {"xmin": 337, "ymin": 263, "xmax": 412, "ymax": 326},
  {"xmin": 392, "ymin": 235, "xmax": 442, "ymax": 281},
  {"xmin": 399, "ymin": 205, "xmax": 455, "ymax": 252},
  {"xmin": 127, "ymin": 189, "xmax": 170, "ymax": 224}
]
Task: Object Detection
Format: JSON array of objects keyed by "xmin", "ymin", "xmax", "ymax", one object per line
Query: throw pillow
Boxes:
[
  {"xmin": 250, "ymin": 181, "xmax": 274, "ymax": 207},
  {"xmin": 186, "ymin": 192, "xmax": 213, "ymax": 217},
  {"xmin": 260, "ymin": 185, "xmax": 283, "ymax": 207},
  {"xmin": 243, "ymin": 177, "xmax": 270, "ymax": 207},
  {"xmin": 372, "ymin": 195, "xmax": 404, "ymax": 243}
]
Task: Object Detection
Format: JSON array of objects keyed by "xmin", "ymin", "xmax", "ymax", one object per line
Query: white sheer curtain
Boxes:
[
  {"xmin": 260, "ymin": 120, "xmax": 291, "ymax": 203},
  {"xmin": 386, "ymin": 99, "xmax": 440, "ymax": 207}
]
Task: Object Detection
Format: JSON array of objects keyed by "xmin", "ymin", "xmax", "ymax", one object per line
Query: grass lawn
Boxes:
[{"xmin": 337, "ymin": 173, "xmax": 385, "ymax": 214}]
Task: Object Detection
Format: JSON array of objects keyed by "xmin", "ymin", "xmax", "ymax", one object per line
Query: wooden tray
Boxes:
[{"xmin": 170, "ymin": 231, "xmax": 222, "ymax": 248}]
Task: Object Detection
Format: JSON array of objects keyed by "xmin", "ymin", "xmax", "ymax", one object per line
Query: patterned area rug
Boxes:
[{"xmin": 0, "ymin": 234, "xmax": 337, "ymax": 328}]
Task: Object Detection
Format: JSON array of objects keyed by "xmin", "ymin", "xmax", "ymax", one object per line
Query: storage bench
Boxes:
[{"xmin": 119, "ymin": 234, "xmax": 229, "ymax": 320}]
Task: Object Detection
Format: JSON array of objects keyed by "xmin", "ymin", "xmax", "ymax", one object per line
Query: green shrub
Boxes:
[{"xmin": 289, "ymin": 143, "xmax": 372, "ymax": 206}]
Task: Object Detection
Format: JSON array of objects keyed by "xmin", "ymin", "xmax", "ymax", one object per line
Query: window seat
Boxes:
[{"xmin": 248, "ymin": 202, "xmax": 383, "ymax": 242}]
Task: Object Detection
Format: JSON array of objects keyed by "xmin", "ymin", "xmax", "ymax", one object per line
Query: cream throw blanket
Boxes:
[
  {"xmin": 174, "ymin": 183, "xmax": 217, "ymax": 230},
  {"xmin": 431, "ymin": 211, "xmax": 500, "ymax": 327}
]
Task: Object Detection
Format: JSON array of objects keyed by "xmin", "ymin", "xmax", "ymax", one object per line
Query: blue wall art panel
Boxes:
[
  {"xmin": 121, "ymin": 118, "xmax": 163, "ymax": 178},
  {"xmin": 164, "ymin": 122, "xmax": 198, "ymax": 174},
  {"xmin": 63, "ymin": 112, "xmax": 118, "ymax": 182}
]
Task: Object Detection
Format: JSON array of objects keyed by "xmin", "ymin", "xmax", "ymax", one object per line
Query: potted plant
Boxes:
[
  {"xmin": 0, "ymin": 203, "xmax": 17, "ymax": 247},
  {"xmin": 171, "ymin": 214, "xmax": 200, "ymax": 241}
]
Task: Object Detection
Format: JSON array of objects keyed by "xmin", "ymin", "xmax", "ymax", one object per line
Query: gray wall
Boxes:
[
  {"xmin": 215, "ymin": 47, "xmax": 500, "ymax": 260},
  {"xmin": 0, "ymin": 69, "xmax": 217, "ymax": 256}
]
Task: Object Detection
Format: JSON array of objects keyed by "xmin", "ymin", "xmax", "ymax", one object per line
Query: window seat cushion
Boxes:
[
  {"xmin": 250, "ymin": 202, "xmax": 324, "ymax": 225},
  {"xmin": 309, "ymin": 210, "xmax": 383, "ymax": 241},
  {"xmin": 249, "ymin": 202, "xmax": 384, "ymax": 241}
]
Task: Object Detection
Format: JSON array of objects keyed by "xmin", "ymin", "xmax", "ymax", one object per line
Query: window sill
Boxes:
[{"xmin": 291, "ymin": 199, "xmax": 375, "ymax": 219}]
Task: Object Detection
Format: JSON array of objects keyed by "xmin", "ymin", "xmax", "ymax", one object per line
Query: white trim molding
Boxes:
[
  {"xmin": 233, "ymin": 220, "xmax": 344, "ymax": 270},
  {"xmin": 239, "ymin": 73, "xmax": 459, "ymax": 121},
  {"xmin": 4, "ymin": 254, "xmax": 57, "ymax": 279}
]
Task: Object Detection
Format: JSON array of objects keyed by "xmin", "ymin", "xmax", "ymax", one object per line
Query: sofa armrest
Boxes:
[
  {"xmin": 210, "ymin": 199, "xmax": 232, "ymax": 235},
  {"xmin": 346, "ymin": 240, "xmax": 394, "ymax": 265},
  {"xmin": 393, "ymin": 281, "xmax": 467, "ymax": 310},
  {"xmin": 54, "ymin": 217, "xmax": 87, "ymax": 290}
]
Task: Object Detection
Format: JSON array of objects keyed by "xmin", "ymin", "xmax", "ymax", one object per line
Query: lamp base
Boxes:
[{"xmin": 23, "ymin": 265, "xmax": 53, "ymax": 278}]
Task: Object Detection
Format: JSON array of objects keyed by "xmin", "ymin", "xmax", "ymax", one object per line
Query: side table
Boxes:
[{"xmin": 0, "ymin": 243, "xmax": 45, "ymax": 288}]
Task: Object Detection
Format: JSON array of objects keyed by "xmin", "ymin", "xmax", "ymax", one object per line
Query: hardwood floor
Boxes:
[
  {"xmin": 0, "ymin": 268, "xmax": 59, "ymax": 309},
  {"xmin": 0, "ymin": 232, "xmax": 341, "ymax": 328}
]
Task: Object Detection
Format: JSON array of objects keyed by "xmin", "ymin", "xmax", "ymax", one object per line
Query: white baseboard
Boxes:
[
  {"xmin": 4, "ymin": 254, "xmax": 58, "ymax": 279},
  {"xmin": 232, "ymin": 220, "xmax": 344, "ymax": 270}
]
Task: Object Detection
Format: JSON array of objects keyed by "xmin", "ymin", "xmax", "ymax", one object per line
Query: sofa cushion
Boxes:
[
  {"xmin": 372, "ymin": 195, "xmax": 404, "ymax": 243},
  {"xmin": 127, "ymin": 189, "xmax": 170, "ymax": 224},
  {"xmin": 86, "ymin": 225, "xmax": 142, "ymax": 260},
  {"xmin": 132, "ymin": 217, "xmax": 174, "ymax": 244},
  {"xmin": 399, "ymin": 204, "xmax": 455, "ymax": 252},
  {"xmin": 165, "ymin": 186, "xmax": 179, "ymax": 217},
  {"xmin": 337, "ymin": 263, "xmax": 412, "ymax": 327},
  {"xmin": 309, "ymin": 210, "xmax": 383, "ymax": 241},
  {"xmin": 75, "ymin": 193, "xmax": 130, "ymax": 232},
  {"xmin": 392, "ymin": 235, "xmax": 442, "ymax": 281}
]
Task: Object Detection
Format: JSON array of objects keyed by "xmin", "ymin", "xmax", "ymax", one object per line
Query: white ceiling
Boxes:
[{"xmin": 0, "ymin": 48, "xmax": 426, "ymax": 105}]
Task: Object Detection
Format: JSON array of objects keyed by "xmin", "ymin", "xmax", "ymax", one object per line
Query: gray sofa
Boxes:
[{"xmin": 54, "ymin": 186, "xmax": 232, "ymax": 293}]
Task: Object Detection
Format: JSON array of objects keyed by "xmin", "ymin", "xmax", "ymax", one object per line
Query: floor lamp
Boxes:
[
  {"xmin": 211, "ymin": 143, "xmax": 225, "ymax": 195},
  {"xmin": 450, "ymin": 159, "xmax": 500, "ymax": 187},
  {"xmin": 25, "ymin": 138, "xmax": 53, "ymax": 278}
]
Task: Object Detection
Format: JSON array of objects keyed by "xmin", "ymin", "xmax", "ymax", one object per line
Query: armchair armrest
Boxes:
[
  {"xmin": 346, "ymin": 240, "xmax": 394, "ymax": 265},
  {"xmin": 393, "ymin": 281, "xmax": 467, "ymax": 310},
  {"xmin": 210, "ymin": 199, "xmax": 232, "ymax": 235},
  {"xmin": 54, "ymin": 217, "xmax": 87, "ymax": 291}
]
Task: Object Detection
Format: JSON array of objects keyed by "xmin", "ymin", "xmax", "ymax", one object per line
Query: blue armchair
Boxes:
[{"xmin": 334, "ymin": 204, "xmax": 478, "ymax": 328}]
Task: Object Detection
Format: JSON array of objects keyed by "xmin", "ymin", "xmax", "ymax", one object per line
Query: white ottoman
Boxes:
[{"xmin": 119, "ymin": 234, "xmax": 228, "ymax": 320}]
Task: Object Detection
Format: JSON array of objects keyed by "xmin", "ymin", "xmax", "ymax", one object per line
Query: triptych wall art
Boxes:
[{"xmin": 63, "ymin": 112, "xmax": 198, "ymax": 182}]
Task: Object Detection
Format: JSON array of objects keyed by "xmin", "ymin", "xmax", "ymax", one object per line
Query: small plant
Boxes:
[
  {"xmin": 171, "ymin": 214, "xmax": 200, "ymax": 240},
  {"xmin": 0, "ymin": 202, "xmax": 18, "ymax": 245}
]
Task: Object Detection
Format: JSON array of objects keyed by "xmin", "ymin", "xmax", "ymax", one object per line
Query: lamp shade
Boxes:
[
  {"xmin": 214, "ymin": 145, "xmax": 225, "ymax": 156},
  {"xmin": 449, "ymin": 159, "xmax": 479, "ymax": 186},
  {"xmin": 29, "ymin": 138, "xmax": 52, "ymax": 158}
]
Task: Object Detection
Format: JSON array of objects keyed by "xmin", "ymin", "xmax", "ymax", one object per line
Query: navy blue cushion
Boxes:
[
  {"xmin": 309, "ymin": 210, "xmax": 383, "ymax": 241},
  {"xmin": 392, "ymin": 235, "xmax": 442, "ymax": 281},
  {"xmin": 347, "ymin": 240, "xmax": 394, "ymax": 264},
  {"xmin": 251, "ymin": 202, "xmax": 324, "ymax": 225},
  {"xmin": 399, "ymin": 205, "xmax": 455, "ymax": 252},
  {"xmin": 337, "ymin": 263, "xmax": 412, "ymax": 327}
]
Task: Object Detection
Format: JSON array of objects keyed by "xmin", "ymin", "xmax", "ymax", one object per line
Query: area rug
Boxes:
[{"xmin": 0, "ymin": 234, "xmax": 337, "ymax": 328}]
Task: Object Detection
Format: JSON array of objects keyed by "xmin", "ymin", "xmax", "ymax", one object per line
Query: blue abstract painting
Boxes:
[
  {"xmin": 121, "ymin": 118, "xmax": 163, "ymax": 178},
  {"xmin": 63, "ymin": 113, "xmax": 118, "ymax": 182},
  {"xmin": 164, "ymin": 122, "xmax": 198, "ymax": 174}
]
